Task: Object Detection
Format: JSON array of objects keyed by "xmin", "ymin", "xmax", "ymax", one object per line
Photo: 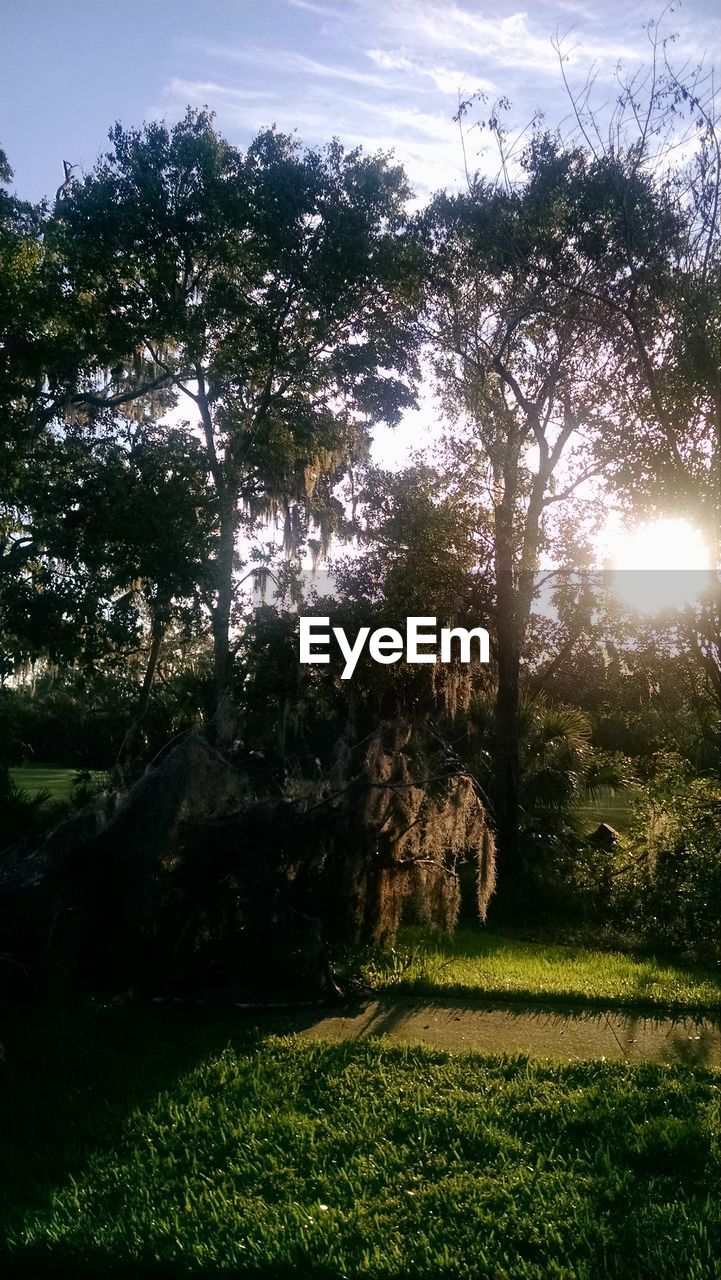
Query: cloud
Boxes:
[
  {"xmin": 367, "ymin": 49, "xmax": 495, "ymax": 97},
  {"xmin": 157, "ymin": 0, "xmax": 719, "ymax": 201},
  {"xmin": 286, "ymin": 0, "xmax": 346, "ymax": 16},
  {"xmin": 368, "ymin": 1, "xmax": 711, "ymax": 75},
  {"xmin": 371, "ymin": 3, "xmax": 561, "ymax": 72},
  {"xmin": 197, "ymin": 42, "xmax": 395, "ymax": 90},
  {"xmin": 157, "ymin": 77, "xmax": 334, "ymax": 138},
  {"xmin": 158, "ymin": 69, "xmax": 467, "ymax": 194},
  {"xmin": 161, "ymin": 27, "xmax": 482, "ymax": 196}
]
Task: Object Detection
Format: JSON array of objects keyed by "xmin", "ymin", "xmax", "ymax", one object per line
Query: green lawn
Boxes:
[
  {"xmin": 359, "ymin": 926, "xmax": 721, "ymax": 1014},
  {"xmin": 576, "ymin": 785, "xmax": 634, "ymax": 833},
  {"xmin": 9, "ymin": 764, "xmax": 80, "ymax": 802},
  {"xmin": 8, "ymin": 764, "xmax": 106, "ymax": 804},
  {"xmin": 0, "ymin": 1006, "xmax": 718, "ymax": 1279}
]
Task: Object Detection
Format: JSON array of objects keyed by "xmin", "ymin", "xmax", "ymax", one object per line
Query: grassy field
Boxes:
[
  {"xmin": 359, "ymin": 926, "xmax": 721, "ymax": 1014},
  {"xmin": 0, "ymin": 1006, "xmax": 718, "ymax": 1279},
  {"xmin": 8, "ymin": 764, "xmax": 81, "ymax": 802},
  {"xmin": 576, "ymin": 786, "xmax": 634, "ymax": 833}
]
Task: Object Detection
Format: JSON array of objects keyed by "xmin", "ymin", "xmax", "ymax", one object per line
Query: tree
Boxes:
[
  {"xmin": 553, "ymin": 28, "xmax": 721, "ymax": 733},
  {"xmin": 0, "ymin": 148, "xmax": 48, "ymax": 597},
  {"xmin": 0, "ymin": 146, "xmax": 45, "ymax": 485},
  {"xmin": 423, "ymin": 22, "xmax": 720, "ymax": 882},
  {"xmin": 423, "ymin": 140, "xmax": 611, "ymax": 880},
  {"xmin": 49, "ymin": 110, "xmax": 422, "ymax": 708},
  {"xmin": 51, "ymin": 422, "xmax": 214, "ymax": 730},
  {"xmin": 552, "ymin": 20, "xmax": 720, "ymax": 557}
]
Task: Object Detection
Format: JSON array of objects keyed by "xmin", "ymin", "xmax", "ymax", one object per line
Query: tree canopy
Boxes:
[{"xmin": 1, "ymin": 41, "xmax": 719, "ymax": 995}]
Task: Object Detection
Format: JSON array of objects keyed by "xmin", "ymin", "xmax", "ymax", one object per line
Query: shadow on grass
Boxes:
[
  {"xmin": 0, "ymin": 997, "xmax": 718, "ymax": 1279},
  {"xmin": 0, "ymin": 1247, "xmax": 341, "ymax": 1278},
  {"xmin": 0, "ymin": 999, "xmax": 326, "ymax": 1270}
]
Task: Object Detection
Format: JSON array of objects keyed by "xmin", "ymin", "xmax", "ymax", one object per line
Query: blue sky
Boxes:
[{"xmin": 2, "ymin": 0, "xmax": 719, "ymax": 204}]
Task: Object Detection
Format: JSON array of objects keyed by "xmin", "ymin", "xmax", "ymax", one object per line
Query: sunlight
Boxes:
[{"xmin": 609, "ymin": 518, "xmax": 711, "ymax": 613}]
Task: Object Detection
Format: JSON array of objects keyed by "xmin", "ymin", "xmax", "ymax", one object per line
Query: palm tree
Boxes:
[{"xmin": 465, "ymin": 689, "xmax": 626, "ymax": 851}]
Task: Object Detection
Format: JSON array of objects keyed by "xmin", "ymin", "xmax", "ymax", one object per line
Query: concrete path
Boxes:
[{"xmin": 297, "ymin": 996, "xmax": 721, "ymax": 1067}]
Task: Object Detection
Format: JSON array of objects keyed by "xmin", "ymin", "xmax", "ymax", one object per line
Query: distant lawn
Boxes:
[
  {"xmin": 9, "ymin": 764, "xmax": 103, "ymax": 803},
  {"xmin": 0, "ymin": 1006, "xmax": 718, "ymax": 1279},
  {"xmin": 360, "ymin": 926, "xmax": 721, "ymax": 1014},
  {"xmin": 576, "ymin": 785, "xmax": 634, "ymax": 833}
]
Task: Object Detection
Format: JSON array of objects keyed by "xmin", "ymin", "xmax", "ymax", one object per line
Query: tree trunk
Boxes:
[
  {"xmin": 212, "ymin": 497, "xmax": 237, "ymax": 709},
  {"xmin": 116, "ymin": 607, "xmax": 167, "ymax": 769},
  {"xmin": 491, "ymin": 427, "xmax": 523, "ymax": 875},
  {"xmin": 195, "ymin": 373, "xmax": 237, "ymax": 715},
  {"xmin": 137, "ymin": 610, "xmax": 165, "ymax": 722},
  {"xmin": 491, "ymin": 442, "xmax": 548, "ymax": 884},
  {"xmin": 493, "ymin": 564, "xmax": 522, "ymax": 881}
]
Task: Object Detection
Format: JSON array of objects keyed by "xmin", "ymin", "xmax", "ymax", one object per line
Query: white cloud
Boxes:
[
  {"xmin": 158, "ymin": 72, "xmax": 467, "ymax": 194},
  {"xmin": 366, "ymin": 50, "xmax": 414, "ymax": 74},
  {"xmin": 367, "ymin": 49, "xmax": 494, "ymax": 97},
  {"xmin": 196, "ymin": 42, "xmax": 394, "ymax": 90},
  {"xmin": 158, "ymin": 0, "xmax": 719, "ymax": 200},
  {"xmin": 287, "ymin": 0, "xmax": 346, "ymax": 15},
  {"xmin": 367, "ymin": 0, "xmax": 711, "ymax": 76},
  {"xmin": 374, "ymin": 3, "xmax": 560, "ymax": 72}
]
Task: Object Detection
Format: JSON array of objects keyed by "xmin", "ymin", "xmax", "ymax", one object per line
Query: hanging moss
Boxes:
[{"xmin": 344, "ymin": 721, "xmax": 495, "ymax": 944}]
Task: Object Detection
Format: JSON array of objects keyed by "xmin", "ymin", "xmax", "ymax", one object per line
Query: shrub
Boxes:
[{"xmin": 636, "ymin": 767, "xmax": 721, "ymax": 965}]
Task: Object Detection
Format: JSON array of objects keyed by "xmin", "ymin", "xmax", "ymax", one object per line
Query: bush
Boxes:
[
  {"xmin": 572, "ymin": 758, "xmax": 721, "ymax": 966},
  {"xmin": 0, "ymin": 761, "xmax": 65, "ymax": 851},
  {"xmin": 2, "ymin": 678, "xmax": 134, "ymax": 768},
  {"xmin": 519, "ymin": 752, "xmax": 721, "ymax": 966},
  {"xmin": 636, "ymin": 767, "xmax": 721, "ymax": 965}
]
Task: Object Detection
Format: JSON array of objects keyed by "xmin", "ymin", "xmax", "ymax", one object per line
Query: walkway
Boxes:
[{"xmin": 297, "ymin": 996, "xmax": 721, "ymax": 1067}]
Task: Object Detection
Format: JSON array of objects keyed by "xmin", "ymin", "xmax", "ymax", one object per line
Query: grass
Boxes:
[
  {"xmin": 8, "ymin": 765, "xmax": 81, "ymax": 803},
  {"xmin": 0, "ymin": 1005, "xmax": 718, "ymax": 1278},
  {"xmin": 576, "ymin": 786, "xmax": 634, "ymax": 834},
  {"xmin": 358, "ymin": 925, "xmax": 721, "ymax": 1015}
]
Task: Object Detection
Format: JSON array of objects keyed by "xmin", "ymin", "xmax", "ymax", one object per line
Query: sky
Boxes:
[
  {"xmin": 2, "ymin": 0, "xmax": 718, "ymax": 206},
  {"xmin": 1, "ymin": 0, "xmax": 718, "ymax": 579}
]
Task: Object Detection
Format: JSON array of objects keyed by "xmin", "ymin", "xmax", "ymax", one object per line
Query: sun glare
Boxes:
[{"xmin": 608, "ymin": 518, "xmax": 712, "ymax": 613}]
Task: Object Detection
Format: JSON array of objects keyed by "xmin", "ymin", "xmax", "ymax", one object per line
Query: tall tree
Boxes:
[
  {"xmin": 553, "ymin": 22, "xmax": 720, "ymax": 556},
  {"xmin": 0, "ymin": 148, "xmax": 48, "ymax": 586},
  {"xmin": 49, "ymin": 111, "xmax": 421, "ymax": 708},
  {"xmin": 550, "ymin": 29, "xmax": 721, "ymax": 735},
  {"xmin": 424, "ymin": 142, "xmax": 610, "ymax": 879},
  {"xmin": 52, "ymin": 422, "xmax": 214, "ymax": 724},
  {"xmin": 424, "ymin": 29, "xmax": 720, "ymax": 880}
]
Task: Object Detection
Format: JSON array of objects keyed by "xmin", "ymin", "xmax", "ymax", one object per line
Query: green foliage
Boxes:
[
  {"xmin": 3, "ymin": 675, "xmax": 136, "ymax": 767},
  {"xmin": 630, "ymin": 759, "xmax": 721, "ymax": 965},
  {"xmin": 54, "ymin": 114, "xmax": 420, "ymax": 410},
  {"xmin": 539, "ymin": 755, "xmax": 721, "ymax": 966},
  {"xmin": 26, "ymin": 110, "xmax": 424, "ymax": 697},
  {"xmin": 47, "ymin": 423, "xmax": 214, "ymax": 624},
  {"xmin": 0, "ymin": 761, "xmax": 112, "ymax": 851},
  {"xmin": 0, "ymin": 150, "xmax": 51, "ymax": 484},
  {"xmin": 0, "ymin": 760, "xmax": 54, "ymax": 850},
  {"xmin": 2, "ymin": 655, "xmax": 211, "ymax": 771},
  {"xmin": 464, "ymin": 689, "xmax": 627, "ymax": 849},
  {"xmin": 232, "ymin": 458, "xmax": 495, "ymax": 763}
]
